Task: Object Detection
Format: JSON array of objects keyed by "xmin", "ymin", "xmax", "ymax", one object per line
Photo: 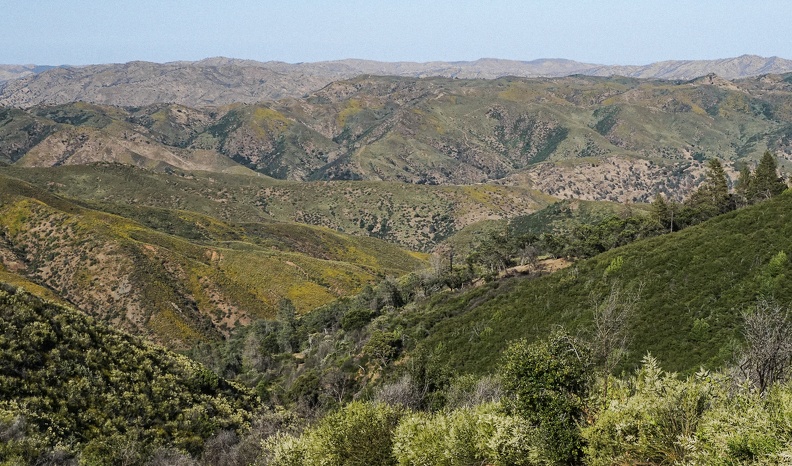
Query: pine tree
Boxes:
[
  {"xmin": 276, "ymin": 298, "xmax": 297, "ymax": 353},
  {"xmin": 750, "ymin": 151, "xmax": 787, "ymax": 202},
  {"xmin": 650, "ymin": 193, "xmax": 674, "ymax": 233},
  {"xmin": 683, "ymin": 159, "xmax": 733, "ymax": 225},
  {"xmin": 702, "ymin": 159, "xmax": 731, "ymax": 213}
]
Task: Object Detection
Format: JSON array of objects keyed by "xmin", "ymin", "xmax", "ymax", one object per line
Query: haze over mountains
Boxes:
[{"xmin": 2, "ymin": 54, "xmax": 792, "ymax": 107}]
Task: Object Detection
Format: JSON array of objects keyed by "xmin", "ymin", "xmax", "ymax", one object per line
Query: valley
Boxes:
[{"xmin": 3, "ymin": 56, "xmax": 792, "ymax": 464}]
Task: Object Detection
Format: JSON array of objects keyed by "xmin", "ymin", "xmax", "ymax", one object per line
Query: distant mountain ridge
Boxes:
[{"xmin": 2, "ymin": 54, "xmax": 792, "ymax": 107}]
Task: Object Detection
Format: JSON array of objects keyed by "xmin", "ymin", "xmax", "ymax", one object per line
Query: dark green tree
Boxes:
[
  {"xmin": 276, "ymin": 298, "xmax": 298, "ymax": 353},
  {"xmin": 650, "ymin": 193, "xmax": 677, "ymax": 233},
  {"xmin": 681, "ymin": 159, "xmax": 733, "ymax": 226},
  {"xmin": 501, "ymin": 330, "xmax": 592, "ymax": 465},
  {"xmin": 735, "ymin": 164, "xmax": 753, "ymax": 206},
  {"xmin": 749, "ymin": 151, "xmax": 787, "ymax": 202}
]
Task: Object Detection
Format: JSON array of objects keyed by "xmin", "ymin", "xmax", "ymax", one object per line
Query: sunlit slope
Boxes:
[
  {"xmin": 0, "ymin": 283, "xmax": 255, "ymax": 459},
  {"xmin": 4, "ymin": 73, "xmax": 792, "ymax": 201},
  {"xmin": 0, "ymin": 174, "xmax": 425, "ymax": 347}
]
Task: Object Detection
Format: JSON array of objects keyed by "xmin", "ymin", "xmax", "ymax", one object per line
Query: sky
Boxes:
[{"xmin": 2, "ymin": 0, "xmax": 791, "ymax": 66}]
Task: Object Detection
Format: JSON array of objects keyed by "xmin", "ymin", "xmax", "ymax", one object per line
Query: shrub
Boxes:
[
  {"xmin": 392, "ymin": 403, "xmax": 541, "ymax": 466},
  {"xmin": 301, "ymin": 401, "xmax": 403, "ymax": 466},
  {"xmin": 582, "ymin": 356, "xmax": 719, "ymax": 465},
  {"xmin": 393, "ymin": 408, "xmax": 480, "ymax": 466},
  {"xmin": 263, "ymin": 433, "xmax": 308, "ymax": 466},
  {"xmin": 500, "ymin": 331, "xmax": 591, "ymax": 465}
]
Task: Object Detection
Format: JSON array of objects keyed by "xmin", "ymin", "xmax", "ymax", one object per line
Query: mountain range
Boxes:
[
  {"xmin": 4, "ymin": 71, "xmax": 792, "ymax": 204},
  {"xmin": 2, "ymin": 55, "xmax": 792, "ymax": 107}
]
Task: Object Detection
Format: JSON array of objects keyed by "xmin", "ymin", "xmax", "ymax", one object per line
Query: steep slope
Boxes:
[
  {"xmin": 205, "ymin": 104, "xmax": 340, "ymax": 179},
  {"xmin": 0, "ymin": 283, "xmax": 255, "ymax": 461},
  {"xmin": 2, "ymin": 55, "xmax": 792, "ymax": 107},
  {"xmin": 1, "ymin": 102, "xmax": 254, "ymax": 174},
  {"xmin": 270, "ymin": 74, "xmax": 784, "ymax": 195},
  {"xmin": 0, "ymin": 173, "xmax": 427, "ymax": 347},
  {"xmin": 408, "ymin": 191, "xmax": 792, "ymax": 375}
]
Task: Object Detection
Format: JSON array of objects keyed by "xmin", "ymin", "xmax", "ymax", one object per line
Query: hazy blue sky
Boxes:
[{"xmin": 2, "ymin": 0, "xmax": 790, "ymax": 65}]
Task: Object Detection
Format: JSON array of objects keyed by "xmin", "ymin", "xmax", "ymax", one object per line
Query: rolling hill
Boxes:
[
  {"xmin": 0, "ymin": 164, "xmax": 552, "ymax": 251},
  {"xmin": 0, "ymin": 172, "xmax": 428, "ymax": 347},
  {"xmin": 3, "ymin": 72, "xmax": 792, "ymax": 203},
  {"xmin": 404, "ymin": 190, "xmax": 792, "ymax": 375}
]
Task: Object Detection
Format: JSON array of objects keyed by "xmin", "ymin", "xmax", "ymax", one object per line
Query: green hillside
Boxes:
[
  {"xmin": 409, "ymin": 190, "xmax": 792, "ymax": 375},
  {"xmin": 0, "ymin": 164, "xmax": 552, "ymax": 250},
  {"xmin": 0, "ymin": 283, "xmax": 256, "ymax": 463},
  {"xmin": 0, "ymin": 172, "xmax": 426, "ymax": 347},
  {"xmin": 508, "ymin": 198, "xmax": 650, "ymax": 238}
]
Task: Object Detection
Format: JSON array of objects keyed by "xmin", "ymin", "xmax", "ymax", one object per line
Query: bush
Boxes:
[
  {"xmin": 299, "ymin": 401, "xmax": 403, "ymax": 466},
  {"xmin": 392, "ymin": 403, "xmax": 541, "ymax": 466},
  {"xmin": 582, "ymin": 356, "xmax": 719, "ymax": 465},
  {"xmin": 393, "ymin": 408, "xmax": 480, "ymax": 466},
  {"xmin": 264, "ymin": 433, "xmax": 308, "ymax": 466},
  {"xmin": 341, "ymin": 308, "xmax": 374, "ymax": 332},
  {"xmin": 500, "ymin": 331, "xmax": 591, "ymax": 465}
]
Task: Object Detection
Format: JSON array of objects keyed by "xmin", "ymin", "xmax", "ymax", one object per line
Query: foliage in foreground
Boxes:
[
  {"xmin": 583, "ymin": 355, "xmax": 792, "ymax": 465},
  {"xmin": 0, "ymin": 283, "xmax": 256, "ymax": 464},
  {"xmin": 260, "ymin": 354, "xmax": 792, "ymax": 466},
  {"xmin": 9, "ymin": 276, "xmax": 792, "ymax": 465}
]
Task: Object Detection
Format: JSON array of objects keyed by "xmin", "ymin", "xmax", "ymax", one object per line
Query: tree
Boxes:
[
  {"xmin": 749, "ymin": 151, "xmax": 786, "ymax": 202},
  {"xmin": 681, "ymin": 158, "xmax": 733, "ymax": 225},
  {"xmin": 363, "ymin": 330, "xmax": 402, "ymax": 368},
  {"xmin": 302, "ymin": 402, "xmax": 402, "ymax": 466},
  {"xmin": 276, "ymin": 299, "xmax": 297, "ymax": 353},
  {"xmin": 650, "ymin": 193, "xmax": 677, "ymax": 233},
  {"xmin": 739, "ymin": 299, "xmax": 792, "ymax": 393},
  {"xmin": 500, "ymin": 330, "xmax": 591, "ymax": 465}
]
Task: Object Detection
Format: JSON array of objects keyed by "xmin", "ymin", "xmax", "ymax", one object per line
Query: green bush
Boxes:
[
  {"xmin": 481, "ymin": 412, "xmax": 541, "ymax": 466},
  {"xmin": 264, "ymin": 432, "xmax": 308, "ymax": 466},
  {"xmin": 393, "ymin": 408, "xmax": 480, "ymax": 466},
  {"xmin": 500, "ymin": 331, "xmax": 591, "ymax": 465},
  {"xmin": 341, "ymin": 307, "xmax": 374, "ymax": 332},
  {"xmin": 392, "ymin": 403, "xmax": 541, "ymax": 466},
  {"xmin": 300, "ymin": 401, "xmax": 403, "ymax": 466},
  {"xmin": 582, "ymin": 356, "xmax": 719, "ymax": 465}
]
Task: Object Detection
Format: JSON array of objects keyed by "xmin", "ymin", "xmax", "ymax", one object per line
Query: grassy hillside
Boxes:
[
  {"xmin": 0, "ymin": 282, "xmax": 256, "ymax": 463},
  {"xmin": 408, "ymin": 190, "xmax": 792, "ymax": 375},
  {"xmin": 3, "ymin": 102, "xmax": 252, "ymax": 174},
  {"xmin": 0, "ymin": 164, "xmax": 552, "ymax": 250},
  {"xmin": 277, "ymin": 74, "xmax": 792, "ymax": 189},
  {"xmin": 0, "ymin": 173, "xmax": 426, "ymax": 347}
]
